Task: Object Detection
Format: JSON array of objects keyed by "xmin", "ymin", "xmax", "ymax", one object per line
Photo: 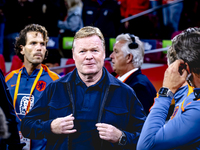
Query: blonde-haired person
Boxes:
[
  {"xmin": 57, "ymin": 0, "xmax": 83, "ymax": 36},
  {"xmin": 21, "ymin": 26, "xmax": 146, "ymax": 150}
]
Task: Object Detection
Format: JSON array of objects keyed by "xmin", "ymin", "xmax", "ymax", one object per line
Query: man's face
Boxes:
[
  {"xmin": 20, "ymin": 32, "xmax": 47, "ymax": 66},
  {"xmin": 109, "ymin": 41, "xmax": 127, "ymax": 76},
  {"xmin": 73, "ymin": 35, "xmax": 105, "ymax": 76}
]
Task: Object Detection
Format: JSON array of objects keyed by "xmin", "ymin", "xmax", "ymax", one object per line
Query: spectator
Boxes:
[
  {"xmin": 82, "ymin": 0, "xmax": 122, "ymax": 38},
  {"xmin": 162, "ymin": 0, "xmax": 183, "ymax": 39},
  {"xmin": 36, "ymin": 0, "xmax": 67, "ymax": 37},
  {"xmin": 20, "ymin": 26, "xmax": 146, "ymax": 150},
  {"xmin": 57, "ymin": 0, "xmax": 83, "ymax": 37},
  {"xmin": 5, "ymin": 24, "xmax": 60, "ymax": 150},
  {"xmin": 118, "ymin": 0, "xmax": 154, "ymax": 39},
  {"xmin": 109, "ymin": 33, "xmax": 157, "ymax": 115},
  {"xmin": 179, "ymin": 0, "xmax": 200, "ymax": 31},
  {"xmin": 0, "ymin": 69, "xmax": 25, "ymax": 150},
  {"xmin": 3, "ymin": 0, "xmax": 37, "ymax": 61},
  {"xmin": 43, "ymin": 49, "xmax": 64, "ymax": 77},
  {"xmin": 137, "ymin": 27, "xmax": 200, "ymax": 149}
]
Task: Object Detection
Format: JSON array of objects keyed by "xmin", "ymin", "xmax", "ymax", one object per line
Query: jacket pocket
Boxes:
[
  {"xmin": 103, "ymin": 107, "xmax": 128, "ymax": 129},
  {"xmin": 48, "ymin": 100, "xmax": 72, "ymax": 119}
]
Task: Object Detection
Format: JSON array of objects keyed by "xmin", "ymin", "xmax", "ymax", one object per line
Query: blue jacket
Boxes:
[
  {"xmin": 21, "ymin": 68, "xmax": 146, "ymax": 150},
  {"xmin": 5, "ymin": 65, "xmax": 60, "ymax": 150},
  {"xmin": 137, "ymin": 86, "xmax": 200, "ymax": 150},
  {"xmin": 170, "ymin": 84, "xmax": 190, "ymax": 120},
  {"xmin": 124, "ymin": 69, "xmax": 157, "ymax": 115}
]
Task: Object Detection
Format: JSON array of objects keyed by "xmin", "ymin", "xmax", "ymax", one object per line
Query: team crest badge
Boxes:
[{"xmin": 36, "ymin": 81, "xmax": 46, "ymax": 92}]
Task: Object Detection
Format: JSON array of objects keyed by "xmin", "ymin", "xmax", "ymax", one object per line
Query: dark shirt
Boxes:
[{"xmin": 71, "ymin": 69, "xmax": 106, "ymax": 150}]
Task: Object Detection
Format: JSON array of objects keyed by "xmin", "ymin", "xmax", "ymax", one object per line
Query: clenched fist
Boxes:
[
  {"xmin": 96, "ymin": 123, "xmax": 122, "ymax": 143},
  {"xmin": 51, "ymin": 114, "xmax": 77, "ymax": 134}
]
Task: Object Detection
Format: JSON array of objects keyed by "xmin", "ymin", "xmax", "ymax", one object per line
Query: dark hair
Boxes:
[
  {"xmin": 172, "ymin": 27, "xmax": 200, "ymax": 74},
  {"xmin": 15, "ymin": 24, "xmax": 49, "ymax": 62}
]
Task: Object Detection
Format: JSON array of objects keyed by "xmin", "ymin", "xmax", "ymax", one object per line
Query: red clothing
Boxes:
[
  {"xmin": 162, "ymin": 0, "xmax": 176, "ymax": 4},
  {"xmin": 118, "ymin": 0, "xmax": 150, "ymax": 18}
]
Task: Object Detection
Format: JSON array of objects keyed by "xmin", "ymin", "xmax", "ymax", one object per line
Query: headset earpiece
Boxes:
[{"xmin": 128, "ymin": 34, "xmax": 138, "ymax": 49}]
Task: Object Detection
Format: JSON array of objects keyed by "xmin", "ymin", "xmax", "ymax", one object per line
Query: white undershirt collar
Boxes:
[{"xmin": 117, "ymin": 68, "xmax": 139, "ymax": 82}]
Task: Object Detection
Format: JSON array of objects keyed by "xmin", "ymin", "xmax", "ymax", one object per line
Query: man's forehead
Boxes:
[
  {"xmin": 27, "ymin": 32, "xmax": 43, "ymax": 38},
  {"xmin": 115, "ymin": 40, "xmax": 126, "ymax": 47}
]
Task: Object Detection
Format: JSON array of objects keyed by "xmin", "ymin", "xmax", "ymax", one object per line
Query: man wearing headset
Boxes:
[
  {"xmin": 137, "ymin": 27, "xmax": 200, "ymax": 149},
  {"xmin": 110, "ymin": 33, "xmax": 157, "ymax": 115}
]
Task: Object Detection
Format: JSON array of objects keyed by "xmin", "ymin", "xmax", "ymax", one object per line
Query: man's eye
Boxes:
[{"xmin": 93, "ymin": 50, "xmax": 98, "ymax": 52}]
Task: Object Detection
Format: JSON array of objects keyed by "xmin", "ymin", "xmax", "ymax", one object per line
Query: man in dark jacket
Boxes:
[
  {"xmin": 21, "ymin": 26, "xmax": 146, "ymax": 150},
  {"xmin": 110, "ymin": 33, "xmax": 157, "ymax": 115},
  {"xmin": 0, "ymin": 69, "xmax": 25, "ymax": 149}
]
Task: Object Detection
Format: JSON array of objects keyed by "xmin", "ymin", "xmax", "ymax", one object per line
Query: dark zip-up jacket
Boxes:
[
  {"xmin": 124, "ymin": 68, "xmax": 157, "ymax": 115},
  {"xmin": 21, "ymin": 68, "xmax": 146, "ymax": 150},
  {"xmin": 0, "ymin": 69, "xmax": 25, "ymax": 149}
]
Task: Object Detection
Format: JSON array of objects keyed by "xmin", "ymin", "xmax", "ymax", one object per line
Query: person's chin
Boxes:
[
  {"xmin": 82, "ymin": 68, "xmax": 97, "ymax": 75},
  {"xmin": 32, "ymin": 60, "xmax": 43, "ymax": 65}
]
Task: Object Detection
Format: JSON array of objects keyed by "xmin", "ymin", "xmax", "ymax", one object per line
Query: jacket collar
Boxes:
[
  {"xmin": 21, "ymin": 64, "xmax": 48, "ymax": 77},
  {"xmin": 60, "ymin": 67, "xmax": 120, "ymax": 87},
  {"xmin": 124, "ymin": 68, "xmax": 142, "ymax": 83}
]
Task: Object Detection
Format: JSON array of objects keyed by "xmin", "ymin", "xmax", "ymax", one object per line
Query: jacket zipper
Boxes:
[
  {"xmin": 66, "ymin": 83, "xmax": 75, "ymax": 150},
  {"xmin": 98, "ymin": 86, "xmax": 110, "ymax": 150}
]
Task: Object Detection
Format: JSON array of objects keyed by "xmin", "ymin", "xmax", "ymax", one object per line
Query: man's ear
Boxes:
[
  {"xmin": 185, "ymin": 62, "xmax": 190, "ymax": 74},
  {"xmin": 126, "ymin": 53, "xmax": 133, "ymax": 63},
  {"xmin": 20, "ymin": 45, "xmax": 25, "ymax": 55},
  {"xmin": 72, "ymin": 48, "xmax": 75, "ymax": 60}
]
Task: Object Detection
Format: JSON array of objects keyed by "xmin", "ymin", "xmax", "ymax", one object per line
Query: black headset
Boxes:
[{"xmin": 128, "ymin": 34, "xmax": 138, "ymax": 49}]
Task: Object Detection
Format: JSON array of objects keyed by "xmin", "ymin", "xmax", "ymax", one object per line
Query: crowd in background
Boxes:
[
  {"xmin": 0, "ymin": 0, "xmax": 200, "ymax": 62},
  {"xmin": 1, "ymin": 0, "xmax": 200, "ymax": 149}
]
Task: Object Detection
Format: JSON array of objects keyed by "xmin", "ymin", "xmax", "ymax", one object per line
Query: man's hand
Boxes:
[
  {"xmin": 96, "ymin": 123, "xmax": 122, "ymax": 143},
  {"xmin": 51, "ymin": 114, "xmax": 77, "ymax": 134},
  {"xmin": 163, "ymin": 59, "xmax": 188, "ymax": 93}
]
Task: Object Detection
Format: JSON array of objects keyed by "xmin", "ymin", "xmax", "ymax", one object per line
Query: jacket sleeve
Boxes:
[
  {"xmin": 20, "ymin": 83, "xmax": 54, "ymax": 140},
  {"xmin": 137, "ymin": 95, "xmax": 200, "ymax": 150},
  {"xmin": 0, "ymin": 69, "xmax": 25, "ymax": 150},
  {"xmin": 132, "ymin": 83, "xmax": 156, "ymax": 115},
  {"xmin": 124, "ymin": 91, "xmax": 146, "ymax": 149}
]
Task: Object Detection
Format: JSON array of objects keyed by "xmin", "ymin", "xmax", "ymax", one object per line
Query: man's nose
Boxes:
[
  {"xmin": 86, "ymin": 52, "xmax": 93, "ymax": 59},
  {"xmin": 109, "ymin": 52, "xmax": 113, "ymax": 59},
  {"xmin": 36, "ymin": 43, "xmax": 44, "ymax": 50}
]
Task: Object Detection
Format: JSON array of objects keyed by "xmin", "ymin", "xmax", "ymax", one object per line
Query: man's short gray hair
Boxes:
[{"xmin": 116, "ymin": 33, "xmax": 144, "ymax": 68}]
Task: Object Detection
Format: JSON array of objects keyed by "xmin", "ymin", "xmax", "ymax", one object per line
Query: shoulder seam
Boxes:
[{"xmin": 5, "ymin": 69, "xmax": 20, "ymax": 82}]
